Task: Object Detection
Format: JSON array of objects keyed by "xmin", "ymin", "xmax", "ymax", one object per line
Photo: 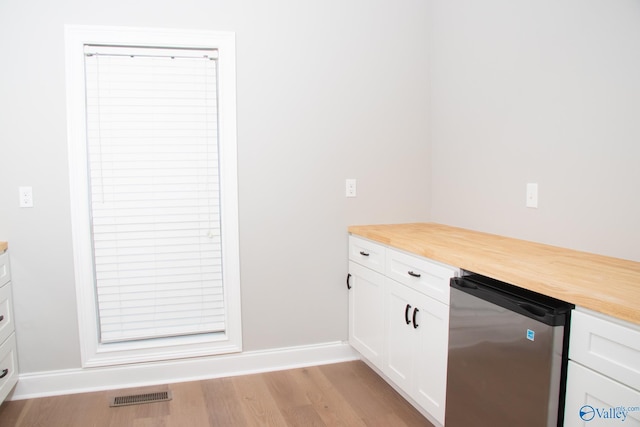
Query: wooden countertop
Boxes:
[
  {"xmin": 0, "ymin": 242, "xmax": 6, "ymax": 253},
  {"xmin": 349, "ymin": 223, "xmax": 640, "ymax": 325}
]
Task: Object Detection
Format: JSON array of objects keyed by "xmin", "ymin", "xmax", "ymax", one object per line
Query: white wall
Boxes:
[
  {"xmin": 429, "ymin": 0, "xmax": 640, "ymax": 261},
  {"xmin": 0, "ymin": 0, "xmax": 431, "ymax": 373},
  {"xmin": 4, "ymin": 0, "xmax": 637, "ymax": 380}
]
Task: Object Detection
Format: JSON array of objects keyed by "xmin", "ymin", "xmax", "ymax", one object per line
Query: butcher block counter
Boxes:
[
  {"xmin": 0, "ymin": 242, "xmax": 6, "ymax": 253},
  {"xmin": 348, "ymin": 223, "xmax": 640, "ymax": 325}
]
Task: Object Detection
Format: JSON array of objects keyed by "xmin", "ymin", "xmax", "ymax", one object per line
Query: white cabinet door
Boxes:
[
  {"xmin": 413, "ymin": 291, "xmax": 449, "ymax": 424},
  {"xmin": 564, "ymin": 361, "xmax": 640, "ymax": 427},
  {"xmin": 0, "ymin": 333, "xmax": 18, "ymax": 404},
  {"xmin": 348, "ymin": 261, "xmax": 385, "ymax": 370},
  {"xmin": 0, "ymin": 283, "xmax": 14, "ymax": 346},
  {"xmin": 384, "ymin": 278, "xmax": 416, "ymax": 391},
  {"xmin": 384, "ymin": 279, "xmax": 449, "ymax": 425}
]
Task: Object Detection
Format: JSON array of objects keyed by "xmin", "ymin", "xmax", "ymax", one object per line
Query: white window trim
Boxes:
[{"xmin": 65, "ymin": 25, "xmax": 241, "ymax": 367}]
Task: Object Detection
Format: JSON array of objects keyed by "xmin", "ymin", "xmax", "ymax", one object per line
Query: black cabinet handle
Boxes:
[
  {"xmin": 346, "ymin": 273, "xmax": 352, "ymax": 290},
  {"xmin": 359, "ymin": 251, "xmax": 370, "ymax": 257},
  {"xmin": 0, "ymin": 369, "xmax": 7, "ymax": 379},
  {"xmin": 412, "ymin": 307, "xmax": 419, "ymax": 329},
  {"xmin": 408, "ymin": 271, "xmax": 421, "ymax": 278},
  {"xmin": 0, "ymin": 315, "xmax": 4, "ymax": 322},
  {"xmin": 404, "ymin": 304, "xmax": 412, "ymax": 325}
]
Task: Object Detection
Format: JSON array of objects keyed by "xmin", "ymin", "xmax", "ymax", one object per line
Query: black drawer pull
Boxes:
[
  {"xmin": 404, "ymin": 304, "xmax": 412, "ymax": 325},
  {"xmin": 0, "ymin": 369, "xmax": 8, "ymax": 379},
  {"xmin": 0, "ymin": 315, "xmax": 4, "ymax": 322},
  {"xmin": 346, "ymin": 273, "xmax": 352, "ymax": 290},
  {"xmin": 408, "ymin": 271, "xmax": 421, "ymax": 278},
  {"xmin": 359, "ymin": 251, "xmax": 370, "ymax": 257},
  {"xmin": 412, "ymin": 307, "xmax": 419, "ymax": 329}
]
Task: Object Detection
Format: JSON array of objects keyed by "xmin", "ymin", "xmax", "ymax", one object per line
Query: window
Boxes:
[{"xmin": 65, "ymin": 26, "xmax": 241, "ymax": 367}]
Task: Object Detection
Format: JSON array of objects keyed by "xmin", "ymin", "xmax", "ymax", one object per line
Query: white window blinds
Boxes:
[{"xmin": 84, "ymin": 45, "xmax": 225, "ymax": 343}]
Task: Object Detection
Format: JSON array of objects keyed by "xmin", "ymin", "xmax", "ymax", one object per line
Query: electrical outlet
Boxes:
[
  {"xmin": 19, "ymin": 186, "xmax": 33, "ymax": 208},
  {"xmin": 346, "ymin": 179, "xmax": 357, "ymax": 198}
]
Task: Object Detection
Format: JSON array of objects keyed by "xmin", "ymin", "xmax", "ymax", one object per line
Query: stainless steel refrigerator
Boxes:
[{"xmin": 445, "ymin": 274, "xmax": 573, "ymax": 427}]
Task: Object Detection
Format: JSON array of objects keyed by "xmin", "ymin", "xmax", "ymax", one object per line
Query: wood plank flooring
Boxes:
[{"xmin": 0, "ymin": 361, "xmax": 433, "ymax": 427}]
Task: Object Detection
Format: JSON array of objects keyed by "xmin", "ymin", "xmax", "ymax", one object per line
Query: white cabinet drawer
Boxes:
[
  {"xmin": 0, "ymin": 283, "xmax": 14, "ymax": 346},
  {"xmin": 0, "ymin": 252, "xmax": 10, "ymax": 287},
  {"xmin": 349, "ymin": 236, "xmax": 386, "ymax": 274},
  {"xmin": 386, "ymin": 248, "xmax": 458, "ymax": 305},
  {"xmin": 0, "ymin": 333, "xmax": 18, "ymax": 403},
  {"xmin": 564, "ymin": 361, "xmax": 640, "ymax": 426},
  {"xmin": 570, "ymin": 309, "xmax": 640, "ymax": 392}
]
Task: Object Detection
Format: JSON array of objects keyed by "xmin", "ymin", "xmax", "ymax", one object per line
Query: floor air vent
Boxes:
[{"xmin": 110, "ymin": 391, "xmax": 172, "ymax": 407}]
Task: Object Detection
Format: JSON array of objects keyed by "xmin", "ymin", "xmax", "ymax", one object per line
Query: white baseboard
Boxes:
[{"xmin": 8, "ymin": 341, "xmax": 359, "ymax": 401}]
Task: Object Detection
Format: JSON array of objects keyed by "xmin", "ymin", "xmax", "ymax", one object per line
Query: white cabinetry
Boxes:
[
  {"xmin": 385, "ymin": 278, "xmax": 449, "ymax": 423},
  {"xmin": 348, "ymin": 237, "xmax": 386, "ymax": 370},
  {"xmin": 564, "ymin": 308, "xmax": 640, "ymax": 426},
  {"xmin": 0, "ymin": 249, "xmax": 18, "ymax": 403},
  {"xmin": 348, "ymin": 236, "xmax": 458, "ymax": 426},
  {"xmin": 384, "ymin": 248, "xmax": 456, "ymax": 425}
]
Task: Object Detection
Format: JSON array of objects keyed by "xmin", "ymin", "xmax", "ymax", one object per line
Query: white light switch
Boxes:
[
  {"xmin": 19, "ymin": 186, "xmax": 33, "ymax": 208},
  {"xmin": 346, "ymin": 179, "xmax": 357, "ymax": 198},
  {"xmin": 526, "ymin": 183, "xmax": 538, "ymax": 208}
]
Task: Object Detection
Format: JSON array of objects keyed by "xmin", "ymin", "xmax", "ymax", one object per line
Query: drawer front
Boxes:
[
  {"xmin": 564, "ymin": 361, "xmax": 640, "ymax": 426},
  {"xmin": 386, "ymin": 249, "xmax": 458, "ymax": 305},
  {"xmin": 0, "ymin": 333, "xmax": 18, "ymax": 403},
  {"xmin": 0, "ymin": 252, "xmax": 10, "ymax": 287},
  {"xmin": 349, "ymin": 236, "xmax": 386, "ymax": 274},
  {"xmin": 0, "ymin": 284, "xmax": 15, "ymax": 345},
  {"xmin": 570, "ymin": 309, "xmax": 640, "ymax": 391}
]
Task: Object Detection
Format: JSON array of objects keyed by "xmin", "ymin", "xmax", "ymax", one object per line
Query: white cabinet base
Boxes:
[
  {"xmin": 564, "ymin": 361, "xmax": 640, "ymax": 426},
  {"xmin": 384, "ymin": 279, "xmax": 448, "ymax": 425},
  {"xmin": 348, "ymin": 235, "xmax": 457, "ymax": 427},
  {"xmin": 566, "ymin": 308, "xmax": 640, "ymax": 427}
]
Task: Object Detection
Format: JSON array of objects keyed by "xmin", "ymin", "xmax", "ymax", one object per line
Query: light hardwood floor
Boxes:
[{"xmin": 0, "ymin": 361, "xmax": 433, "ymax": 426}]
